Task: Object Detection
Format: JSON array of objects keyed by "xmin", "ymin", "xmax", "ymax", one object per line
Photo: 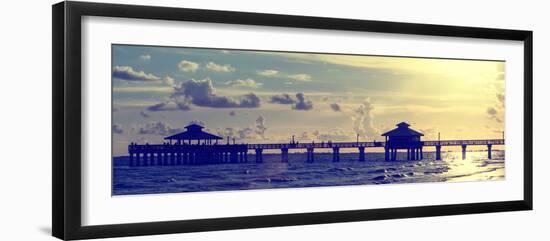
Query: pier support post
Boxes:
[
  {"xmin": 143, "ymin": 152, "xmax": 150, "ymax": 166},
  {"xmin": 410, "ymin": 148, "xmax": 415, "ymax": 161},
  {"xmin": 391, "ymin": 148, "xmax": 397, "ymax": 161},
  {"xmin": 281, "ymin": 148, "xmax": 289, "ymax": 162},
  {"xmin": 358, "ymin": 147, "xmax": 365, "ymax": 161},
  {"xmin": 129, "ymin": 152, "xmax": 135, "ymax": 167},
  {"xmin": 134, "ymin": 153, "xmax": 140, "ymax": 166},
  {"xmin": 385, "ymin": 147, "xmax": 389, "ymax": 161},
  {"xmin": 461, "ymin": 144, "xmax": 467, "ymax": 160},
  {"xmin": 332, "ymin": 147, "xmax": 340, "ymax": 162},
  {"xmin": 407, "ymin": 149, "xmax": 410, "ymax": 161},
  {"xmin": 255, "ymin": 148, "xmax": 263, "ymax": 163},
  {"xmin": 230, "ymin": 151, "xmax": 238, "ymax": 163},
  {"xmin": 240, "ymin": 151, "xmax": 245, "ymax": 163},
  {"xmin": 184, "ymin": 152, "xmax": 189, "ymax": 165},
  {"xmin": 435, "ymin": 145, "xmax": 441, "ymax": 160},
  {"xmin": 487, "ymin": 144, "xmax": 492, "ymax": 159},
  {"xmin": 244, "ymin": 151, "xmax": 248, "ymax": 162},
  {"xmin": 307, "ymin": 148, "xmax": 315, "ymax": 163},
  {"xmin": 420, "ymin": 147, "xmax": 423, "ymax": 160}
]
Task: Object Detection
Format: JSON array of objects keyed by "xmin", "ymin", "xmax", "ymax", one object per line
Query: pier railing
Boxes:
[
  {"xmin": 247, "ymin": 139, "xmax": 504, "ymax": 149},
  {"xmin": 126, "ymin": 139, "xmax": 505, "ymax": 166},
  {"xmin": 422, "ymin": 139, "xmax": 504, "ymax": 146}
]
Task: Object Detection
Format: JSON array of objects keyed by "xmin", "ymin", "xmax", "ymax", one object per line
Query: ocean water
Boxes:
[{"xmin": 112, "ymin": 150, "xmax": 504, "ymax": 196}]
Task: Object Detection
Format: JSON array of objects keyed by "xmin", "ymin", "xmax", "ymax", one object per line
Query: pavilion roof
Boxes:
[
  {"xmin": 381, "ymin": 122, "xmax": 424, "ymax": 137},
  {"xmin": 164, "ymin": 123, "xmax": 223, "ymax": 140}
]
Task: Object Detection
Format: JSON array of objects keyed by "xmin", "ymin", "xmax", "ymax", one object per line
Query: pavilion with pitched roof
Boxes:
[
  {"xmin": 164, "ymin": 123, "xmax": 223, "ymax": 145},
  {"xmin": 381, "ymin": 122, "xmax": 424, "ymax": 161}
]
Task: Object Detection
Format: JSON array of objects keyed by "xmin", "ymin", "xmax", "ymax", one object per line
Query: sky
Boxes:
[{"xmin": 111, "ymin": 44, "xmax": 505, "ymax": 156}]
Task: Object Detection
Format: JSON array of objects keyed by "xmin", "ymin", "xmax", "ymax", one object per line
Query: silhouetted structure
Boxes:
[
  {"xmin": 128, "ymin": 124, "xmax": 247, "ymax": 166},
  {"xmin": 164, "ymin": 124, "xmax": 222, "ymax": 145},
  {"xmin": 382, "ymin": 122, "xmax": 424, "ymax": 161},
  {"xmin": 127, "ymin": 122, "xmax": 504, "ymax": 166}
]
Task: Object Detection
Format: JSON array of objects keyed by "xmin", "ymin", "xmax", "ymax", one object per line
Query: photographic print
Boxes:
[{"xmin": 111, "ymin": 44, "xmax": 505, "ymax": 196}]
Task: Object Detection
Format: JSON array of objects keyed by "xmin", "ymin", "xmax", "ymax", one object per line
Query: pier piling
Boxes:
[
  {"xmin": 358, "ymin": 147, "xmax": 366, "ymax": 161},
  {"xmin": 281, "ymin": 148, "xmax": 289, "ymax": 162},
  {"xmin": 255, "ymin": 148, "xmax": 263, "ymax": 163},
  {"xmin": 461, "ymin": 144, "xmax": 467, "ymax": 160},
  {"xmin": 332, "ymin": 147, "xmax": 340, "ymax": 162},
  {"xmin": 435, "ymin": 145, "xmax": 441, "ymax": 160},
  {"xmin": 306, "ymin": 148, "xmax": 315, "ymax": 163}
]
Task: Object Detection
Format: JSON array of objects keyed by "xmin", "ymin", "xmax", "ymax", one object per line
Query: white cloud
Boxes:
[
  {"xmin": 178, "ymin": 60, "xmax": 199, "ymax": 72},
  {"xmin": 351, "ymin": 98, "xmax": 379, "ymax": 139},
  {"xmin": 112, "ymin": 66, "xmax": 160, "ymax": 81},
  {"xmin": 138, "ymin": 121, "xmax": 183, "ymax": 136},
  {"xmin": 140, "ymin": 54, "xmax": 151, "ymax": 61},
  {"xmin": 163, "ymin": 76, "xmax": 176, "ymax": 87},
  {"xmin": 225, "ymin": 78, "xmax": 263, "ymax": 88},
  {"xmin": 147, "ymin": 99, "xmax": 191, "ymax": 112},
  {"xmin": 112, "ymin": 86, "xmax": 173, "ymax": 93},
  {"xmin": 257, "ymin": 69, "xmax": 279, "ymax": 76},
  {"xmin": 287, "ymin": 74, "xmax": 312, "ymax": 81},
  {"xmin": 206, "ymin": 61, "xmax": 236, "ymax": 72}
]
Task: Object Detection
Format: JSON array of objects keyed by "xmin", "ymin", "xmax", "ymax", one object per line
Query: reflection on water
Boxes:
[{"xmin": 112, "ymin": 150, "xmax": 505, "ymax": 195}]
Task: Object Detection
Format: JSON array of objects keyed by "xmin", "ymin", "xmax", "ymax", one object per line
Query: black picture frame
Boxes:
[{"xmin": 52, "ymin": 1, "xmax": 533, "ymax": 240}]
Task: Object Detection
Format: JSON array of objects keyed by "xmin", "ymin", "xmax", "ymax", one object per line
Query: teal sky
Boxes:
[{"xmin": 112, "ymin": 45, "xmax": 505, "ymax": 156}]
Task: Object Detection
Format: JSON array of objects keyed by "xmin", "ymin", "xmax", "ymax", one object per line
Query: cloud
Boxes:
[
  {"xmin": 351, "ymin": 98, "xmax": 378, "ymax": 139},
  {"xmin": 257, "ymin": 69, "xmax": 279, "ymax": 76},
  {"xmin": 269, "ymin": 93, "xmax": 313, "ymax": 110},
  {"xmin": 163, "ymin": 76, "xmax": 176, "ymax": 87},
  {"xmin": 237, "ymin": 127, "xmax": 255, "ymax": 140},
  {"xmin": 217, "ymin": 127, "xmax": 254, "ymax": 141},
  {"xmin": 487, "ymin": 92, "xmax": 504, "ymax": 124},
  {"xmin": 419, "ymin": 127, "xmax": 436, "ymax": 139},
  {"xmin": 496, "ymin": 93, "xmax": 505, "ymax": 108},
  {"xmin": 330, "ymin": 103, "xmax": 341, "ymax": 112},
  {"xmin": 206, "ymin": 61, "xmax": 235, "ymax": 72},
  {"xmin": 292, "ymin": 93, "xmax": 313, "ymax": 110},
  {"xmin": 215, "ymin": 116, "xmax": 268, "ymax": 142},
  {"xmin": 225, "ymin": 78, "xmax": 263, "ymax": 88},
  {"xmin": 486, "ymin": 107, "xmax": 502, "ymax": 123},
  {"xmin": 311, "ymin": 129, "xmax": 350, "ymax": 142},
  {"xmin": 287, "ymin": 74, "xmax": 312, "ymax": 81},
  {"xmin": 173, "ymin": 78, "xmax": 260, "ymax": 108},
  {"xmin": 138, "ymin": 121, "xmax": 183, "ymax": 136},
  {"xmin": 140, "ymin": 54, "xmax": 151, "ymax": 61},
  {"xmin": 188, "ymin": 120, "xmax": 206, "ymax": 127},
  {"xmin": 112, "ymin": 66, "xmax": 160, "ymax": 81},
  {"xmin": 112, "ymin": 124, "xmax": 124, "ymax": 134},
  {"xmin": 269, "ymin": 93, "xmax": 295, "ymax": 104},
  {"xmin": 178, "ymin": 60, "xmax": 199, "ymax": 72},
  {"xmin": 147, "ymin": 98, "xmax": 191, "ymax": 112},
  {"xmin": 255, "ymin": 116, "xmax": 267, "ymax": 139},
  {"xmin": 140, "ymin": 111, "xmax": 150, "ymax": 118}
]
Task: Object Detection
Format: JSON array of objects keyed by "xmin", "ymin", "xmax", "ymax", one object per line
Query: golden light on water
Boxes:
[{"xmin": 442, "ymin": 151, "xmax": 505, "ymax": 182}]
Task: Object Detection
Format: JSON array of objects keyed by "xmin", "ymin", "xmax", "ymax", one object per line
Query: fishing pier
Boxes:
[{"xmin": 127, "ymin": 122, "xmax": 504, "ymax": 166}]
